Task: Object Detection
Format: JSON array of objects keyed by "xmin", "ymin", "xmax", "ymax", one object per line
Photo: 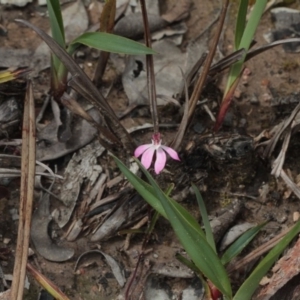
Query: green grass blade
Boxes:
[
  {"xmin": 46, "ymin": 0, "xmax": 65, "ymax": 46},
  {"xmin": 233, "ymin": 221, "xmax": 300, "ymax": 300},
  {"xmin": 114, "ymin": 156, "xmax": 232, "ymax": 297},
  {"xmin": 69, "ymin": 32, "xmax": 156, "ymax": 55},
  {"xmin": 221, "ymin": 222, "xmax": 266, "ymax": 266},
  {"xmin": 192, "ymin": 183, "xmax": 216, "ymax": 253},
  {"xmin": 139, "ymin": 163, "xmax": 232, "ymax": 297},
  {"xmin": 46, "ymin": 0, "xmax": 65, "ymax": 71},
  {"xmin": 235, "ymin": 0, "xmax": 249, "ymax": 50},
  {"xmin": 114, "ymin": 158, "xmax": 205, "ymax": 239},
  {"xmin": 225, "ymin": 0, "xmax": 267, "ymax": 94}
]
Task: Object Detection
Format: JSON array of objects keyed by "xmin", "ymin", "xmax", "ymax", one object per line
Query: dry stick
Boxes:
[
  {"xmin": 170, "ymin": 69, "xmax": 190, "ymax": 150},
  {"xmin": 187, "ymin": 0, "xmax": 229, "ymax": 122},
  {"xmin": 172, "ymin": 0, "xmax": 229, "ymax": 150},
  {"xmin": 173, "ymin": 0, "xmax": 229, "ymax": 151},
  {"xmin": 140, "ymin": 0, "xmax": 159, "ymax": 134},
  {"xmin": 11, "ymin": 81, "xmax": 36, "ymax": 300}
]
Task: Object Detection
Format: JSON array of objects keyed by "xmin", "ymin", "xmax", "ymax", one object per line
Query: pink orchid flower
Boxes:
[{"xmin": 134, "ymin": 133, "xmax": 180, "ymax": 174}]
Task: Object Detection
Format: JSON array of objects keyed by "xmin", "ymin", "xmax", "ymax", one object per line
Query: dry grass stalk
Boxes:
[{"xmin": 11, "ymin": 81, "xmax": 36, "ymax": 300}]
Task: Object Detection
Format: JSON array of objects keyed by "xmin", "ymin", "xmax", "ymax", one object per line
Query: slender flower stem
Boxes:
[{"xmin": 140, "ymin": 0, "xmax": 159, "ymax": 134}]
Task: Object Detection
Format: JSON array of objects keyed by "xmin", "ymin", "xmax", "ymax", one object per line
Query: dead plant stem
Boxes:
[
  {"xmin": 11, "ymin": 81, "xmax": 36, "ymax": 300},
  {"xmin": 140, "ymin": 0, "xmax": 159, "ymax": 134},
  {"xmin": 187, "ymin": 0, "xmax": 229, "ymax": 125}
]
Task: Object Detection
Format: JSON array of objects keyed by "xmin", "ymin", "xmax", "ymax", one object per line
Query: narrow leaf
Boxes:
[
  {"xmin": 224, "ymin": 0, "xmax": 267, "ymax": 94},
  {"xmin": 139, "ymin": 160, "xmax": 232, "ymax": 297},
  {"xmin": 233, "ymin": 221, "xmax": 300, "ymax": 300},
  {"xmin": 245, "ymin": 37, "xmax": 300, "ymax": 62},
  {"xmin": 114, "ymin": 156, "xmax": 232, "ymax": 297},
  {"xmin": 235, "ymin": 0, "xmax": 249, "ymax": 50},
  {"xmin": 100, "ymin": 0, "xmax": 116, "ymax": 32},
  {"xmin": 114, "ymin": 157, "xmax": 205, "ymax": 239},
  {"xmin": 46, "ymin": 0, "xmax": 65, "ymax": 71},
  {"xmin": 69, "ymin": 32, "xmax": 156, "ymax": 55},
  {"xmin": 215, "ymin": 73, "xmax": 242, "ymax": 131},
  {"xmin": 46, "ymin": 0, "xmax": 65, "ymax": 47},
  {"xmin": 192, "ymin": 183, "xmax": 216, "ymax": 253},
  {"xmin": 221, "ymin": 222, "xmax": 266, "ymax": 266}
]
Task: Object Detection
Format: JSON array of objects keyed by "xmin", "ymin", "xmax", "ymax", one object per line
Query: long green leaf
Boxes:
[
  {"xmin": 46, "ymin": 0, "xmax": 65, "ymax": 71},
  {"xmin": 115, "ymin": 158, "xmax": 205, "ymax": 239},
  {"xmin": 225, "ymin": 0, "xmax": 267, "ymax": 94},
  {"xmin": 235, "ymin": 0, "xmax": 249, "ymax": 50},
  {"xmin": 139, "ymin": 162, "xmax": 232, "ymax": 297},
  {"xmin": 192, "ymin": 184, "xmax": 216, "ymax": 253},
  {"xmin": 69, "ymin": 32, "xmax": 156, "ymax": 55},
  {"xmin": 221, "ymin": 222, "xmax": 266, "ymax": 266},
  {"xmin": 114, "ymin": 156, "xmax": 232, "ymax": 297},
  {"xmin": 233, "ymin": 221, "xmax": 300, "ymax": 300}
]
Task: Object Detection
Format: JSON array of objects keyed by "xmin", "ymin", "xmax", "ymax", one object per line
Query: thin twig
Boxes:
[
  {"xmin": 172, "ymin": 0, "xmax": 229, "ymax": 150},
  {"xmin": 11, "ymin": 81, "xmax": 36, "ymax": 300},
  {"xmin": 187, "ymin": 0, "xmax": 229, "ymax": 124}
]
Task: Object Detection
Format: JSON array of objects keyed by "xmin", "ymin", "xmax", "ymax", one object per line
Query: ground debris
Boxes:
[{"xmin": 255, "ymin": 236, "xmax": 300, "ymax": 300}]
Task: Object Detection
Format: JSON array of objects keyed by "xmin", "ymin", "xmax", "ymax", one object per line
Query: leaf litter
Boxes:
[{"xmin": 2, "ymin": 0, "xmax": 300, "ymax": 299}]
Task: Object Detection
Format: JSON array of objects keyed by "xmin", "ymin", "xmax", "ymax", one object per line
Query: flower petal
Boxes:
[
  {"xmin": 134, "ymin": 144, "xmax": 152, "ymax": 158},
  {"xmin": 161, "ymin": 145, "xmax": 180, "ymax": 161},
  {"xmin": 154, "ymin": 148, "xmax": 167, "ymax": 174},
  {"xmin": 141, "ymin": 146, "xmax": 155, "ymax": 169}
]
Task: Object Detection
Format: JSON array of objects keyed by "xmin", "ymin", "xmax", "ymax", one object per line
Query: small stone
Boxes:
[
  {"xmin": 243, "ymin": 68, "xmax": 251, "ymax": 76},
  {"xmin": 28, "ymin": 248, "xmax": 35, "ymax": 256},
  {"xmin": 0, "ymin": 0, "xmax": 32, "ymax": 6},
  {"xmin": 250, "ymin": 94, "xmax": 259, "ymax": 104},
  {"xmin": 293, "ymin": 211, "xmax": 300, "ymax": 222},
  {"xmin": 9, "ymin": 208, "xmax": 19, "ymax": 221},
  {"xmin": 76, "ymin": 51, "xmax": 86, "ymax": 58},
  {"xmin": 261, "ymin": 79, "xmax": 270, "ymax": 87},
  {"xmin": 223, "ymin": 111, "xmax": 234, "ymax": 127},
  {"xmin": 193, "ymin": 122, "xmax": 205, "ymax": 134},
  {"xmin": 234, "ymin": 88, "xmax": 242, "ymax": 99},
  {"xmin": 276, "ymin": 214, "xmax": 287, "ymax": 224},
  {"xmin": 38, "ymin": 0, "xmax": 46, "ymax": 5},
  {"xmin": 153, "ymin": 253, "xmax": 158, "ymax": 259},
  {"xmin": 3, "ymin": 238, "xmax": 10, "ymax": 244},
  {"xmin": 238, "ymin": 118, "xmax": 247, "ymax": 128},
  {"xmin": 262, "ymin": 93, "xmax": 272, "ymax": 102},
  {"xmin": 91, "ymin": 49, "xmax": 100, "ymax": 59}
]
